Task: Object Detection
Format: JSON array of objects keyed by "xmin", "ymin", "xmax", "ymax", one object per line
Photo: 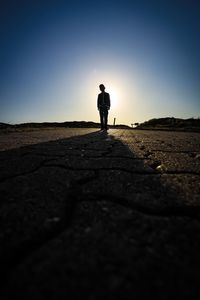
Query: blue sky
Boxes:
[{"xmin": 0, "ymin": 0, "xmax": 199, "ymax": 125}]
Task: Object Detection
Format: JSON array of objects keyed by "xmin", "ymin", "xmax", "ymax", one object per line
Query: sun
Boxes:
[
  {"xmin": 108, "ymin": 86, "xmax": 119, "ymax": 109},
  {"xmin": 86, "ymin": 72, "xmax": 126, "ymax": 118}
]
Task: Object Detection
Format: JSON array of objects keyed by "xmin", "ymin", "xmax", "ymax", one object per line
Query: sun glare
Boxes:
[
  {"xmin": 85, "ymin": 69, "xmax": 131, "ymax": 124},
  {"xmin": 108, "ymin": 87, "xmax": 119, "ymax": 109}
]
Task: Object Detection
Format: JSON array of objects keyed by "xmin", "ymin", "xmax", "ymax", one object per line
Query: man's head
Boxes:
[{"xmin": 99, "ymin": 84, "xmax": 105, "ymax": 92}]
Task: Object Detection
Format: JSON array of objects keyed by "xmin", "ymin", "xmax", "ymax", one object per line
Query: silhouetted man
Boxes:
[{"xmin": 97, "ymin": 84, "xmax": 111, "ymax": 130}]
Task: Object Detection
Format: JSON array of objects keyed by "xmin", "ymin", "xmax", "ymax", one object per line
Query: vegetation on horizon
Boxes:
[
  {"xmin": 1, "ymin": 117, "xmax": 200, "ymax": 132},
  {"xmin": 135, "ymin": 117, "xmax": 200, "ymax": 132},
  {"xmin": 0, "ymin": 121, "xmax": 130, "ymax": 130}
]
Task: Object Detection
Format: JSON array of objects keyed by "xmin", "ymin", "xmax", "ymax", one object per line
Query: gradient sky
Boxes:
[{"xmin": 0, "ymin": 0, "xmax": 199, "ymax": 125}]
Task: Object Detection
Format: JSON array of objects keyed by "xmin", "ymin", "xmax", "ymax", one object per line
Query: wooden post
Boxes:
[{"xmin": 113, "ymin": 118, "xmax": 116, "ymax": 126}]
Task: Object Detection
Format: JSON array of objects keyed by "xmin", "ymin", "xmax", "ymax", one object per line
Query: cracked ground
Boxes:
[{"xmin": 0, "ymin": 128, "xmax": 200, "ymax": 299}]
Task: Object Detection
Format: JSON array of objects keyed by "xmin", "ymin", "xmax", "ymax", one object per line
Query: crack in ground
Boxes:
[
  {"xmin": 149, "ymin": 150, "xmax": 200, "ymax": 154},
  {"xmin": 1, "ymin": 130, "xmax": 199, "ymax": 286},
  {"xmin": 43, "ymin": 163, "xmax": 156, "ymax": 175},
  {"xmin": 0, "ymin": 142, "xmax": 116, "ymax": 183},
  {"xmin": 2, "ymin": 159, "xmax": 196, "ymax": 185},
  {"xmin": 44, "ymin": 163, "xmax": 200, "ymax": 176},
  {"xmin": 0, "ymin": 158, "xmax": 57, "ymax": 183},
  {"xmin": 1, "ymin": 167, "xmax": 200, "ymax": 281},
  {"xmin": 76, "ymin": 193, "xmax": 200, "ymax": 220},
  {"xmin": 154, "ymin": 170, "xmax": 200, "ymax": 176}
]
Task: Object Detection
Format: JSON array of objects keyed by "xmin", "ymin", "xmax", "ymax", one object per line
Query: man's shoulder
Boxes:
[{"xmin": 98, "ymin": 92, "xmax": 110, "ymax": 96}]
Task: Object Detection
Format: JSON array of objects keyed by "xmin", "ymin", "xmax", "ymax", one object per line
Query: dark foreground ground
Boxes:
[{"xmin": 0, "ymin": 128, "xmax": 200, "ymax": 299}]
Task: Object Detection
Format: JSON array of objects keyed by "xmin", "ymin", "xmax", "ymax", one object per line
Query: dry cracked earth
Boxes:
[{"xmin": 0, "ymin": 128, "xmax": 200, "ymax": 299}]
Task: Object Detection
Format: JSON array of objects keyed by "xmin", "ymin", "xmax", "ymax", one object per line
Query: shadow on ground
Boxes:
[{"xmin": 1, "ymin": 130, "xmax": 200, "ymax": 299}]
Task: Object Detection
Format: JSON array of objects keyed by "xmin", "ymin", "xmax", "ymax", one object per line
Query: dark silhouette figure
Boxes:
[{"xmin": 97, "ymin": 84, "xmax": 111, "ymax": 130}]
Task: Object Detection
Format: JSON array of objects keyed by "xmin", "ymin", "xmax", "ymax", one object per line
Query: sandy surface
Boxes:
[{"xmin": 0, "ymin": 127, "xmax": 98, "ymax": 151}]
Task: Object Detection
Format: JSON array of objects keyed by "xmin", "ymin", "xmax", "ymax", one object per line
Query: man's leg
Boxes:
[
  {"xmin": 99, "ymin": 109, "xmax": 104, "ymax": 130},
  {"xmin": 104, "ymin": 109, "xmax": 108, "ymax": 130}
]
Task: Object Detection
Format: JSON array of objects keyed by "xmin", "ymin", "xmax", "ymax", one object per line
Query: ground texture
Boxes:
[{"xmin": 0, "ymin": 128, "xmax": 200, "ymax": 299}]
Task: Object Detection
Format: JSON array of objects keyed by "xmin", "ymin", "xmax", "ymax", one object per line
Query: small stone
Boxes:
[
  {"xmin": 82, "ymin": 203, "xmax": 89, "ymax": 210},
  {"xmin": 149, "ymin": 160, "xmax": 161, "ymax": 170},
  {"xmin": 102, "ymin": 207, "xmax": 109, "ymax": 212},
  {"xmin": 46, "ymin": 217, "xmax": 60, "ymax": 223},
  {"xmin": 156, "ymin": 165, "xmax": 165, "ymax": 172},
  {"xmin": 85, "ymin": 227, "xmax": 91, "ymax": 233}
]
